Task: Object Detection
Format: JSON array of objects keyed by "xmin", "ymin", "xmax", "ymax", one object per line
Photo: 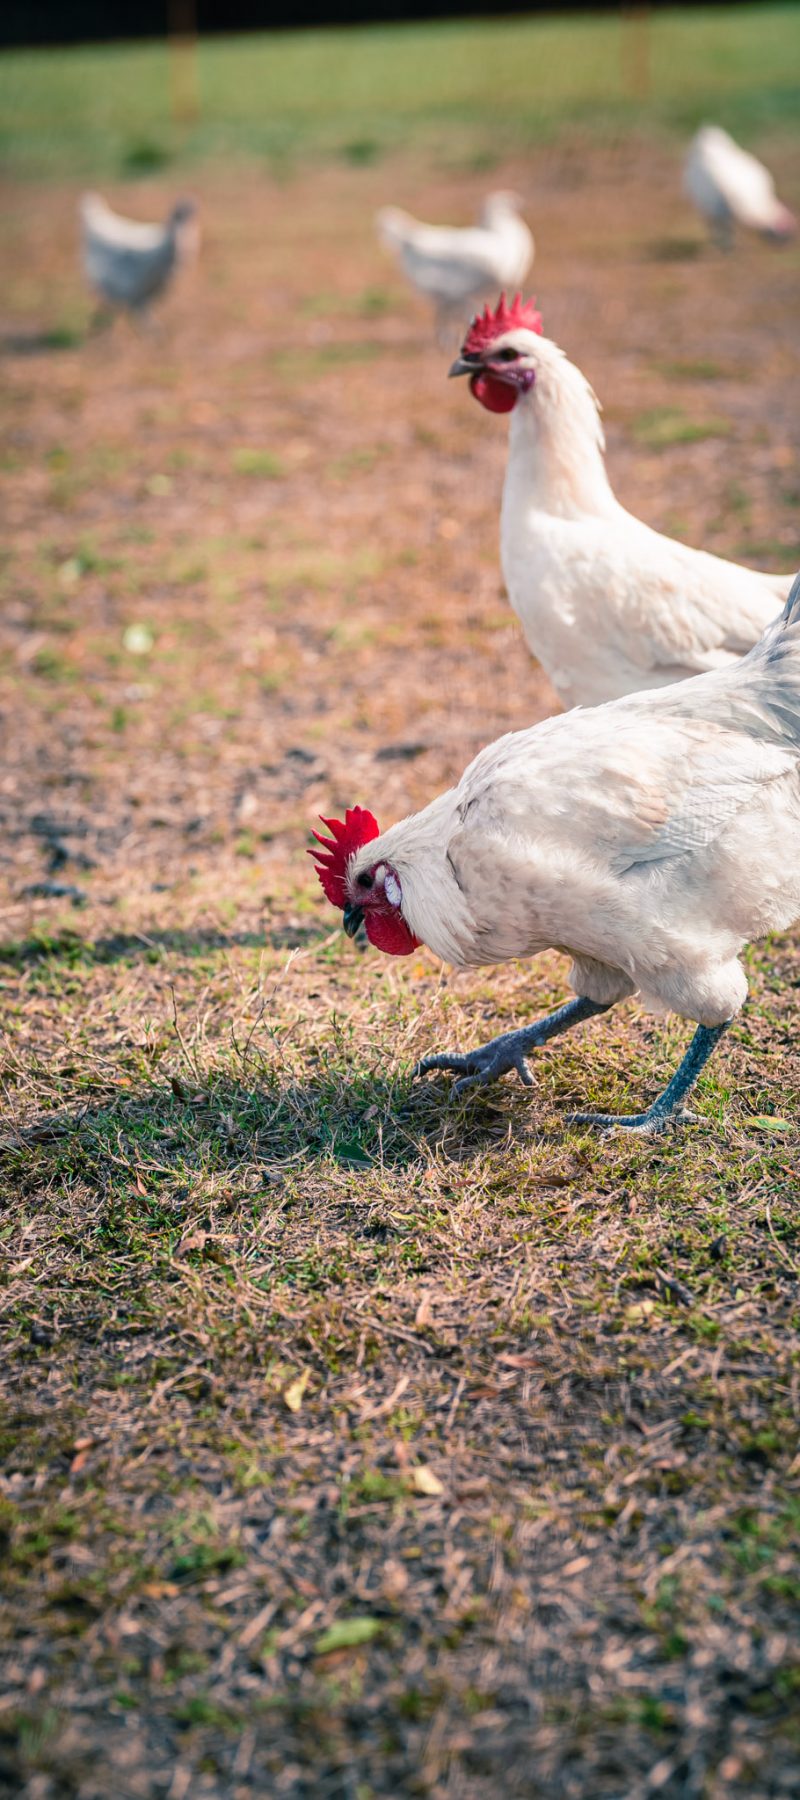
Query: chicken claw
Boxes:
[
  {"xmin": 567, "ymin": 1022, "xmax": 729, "ymax": 1137},
  {"xmin": 415, "ymin": 997, "xmax": 610, "ymax": 1097},
  {"xmin": 416, "ymin": 1036, "xmax": 535, "ymax": 1094},
  {"xmin": 567, "ymin": 1105, "xmax": 697, "ymax": 1138}
]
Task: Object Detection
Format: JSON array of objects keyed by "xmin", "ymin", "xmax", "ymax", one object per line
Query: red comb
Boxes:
[
  {"xmin": 463, "ymin": 292, "xmax": 543, "ymax": 355},
  {"xmin": 309, "ymin": 807, "xmax": 380, "ymax": 908}
]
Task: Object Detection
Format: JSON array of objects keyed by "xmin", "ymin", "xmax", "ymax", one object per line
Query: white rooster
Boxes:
[
  {"xmin": 376, "ymin": 192, "xmax": 533, "ymax": 343},
  {"xmin": 684, "ymin": 126, "xmax": 796, "ymax": 248},
  {"xmin": 80, "ymin": 193, "xmax": 197, "ymax": 321},
  {"xmin": 312, "ymin": 573, "xmax": 800, "ymax": 1136},
  {"xmin": 450, "ymin": 294, "xmax": 792, "ymax": 709}
]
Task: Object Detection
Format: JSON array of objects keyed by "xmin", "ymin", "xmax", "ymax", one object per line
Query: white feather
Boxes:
[
  {"xmin": 347, "ymin": 578, "xmax": 800, "ymax": 1031},
  {"xmin": 473, "ymin": 329, "xmax": 793, "ymax": 708},
  {"xmin": 684, "ymin": 126, "xmax": 796, "ymax": 242},
  {"xmin": 79, "ymin": 193, "xmax": 195, "ymax": 312},
  {"xmin": 376, "ymin": 192, "xmax": 533, "ymax": 331},
  {"xmin": 384, "ymin": 871, "xmax": 402, "ymax": 907}
]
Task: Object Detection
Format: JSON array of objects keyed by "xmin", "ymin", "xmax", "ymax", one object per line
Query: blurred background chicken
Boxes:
[
  {"xmin": 684, "ymin": 126, "xmax": 796, "ymax": 248},
  {"xmin": 314, "ymin": 575, "xmax": 800, "ymax": 1136},
  {"xmin": 80, "ymin": 192, "xmax": 198, "ymax": 324},
  {"xmin": 451, "ymin": 296, "xmax": 792, "ymax": 709},
  {"xmin": 376, "ymin": 191, "xmax": 533, "ymax": 343}
]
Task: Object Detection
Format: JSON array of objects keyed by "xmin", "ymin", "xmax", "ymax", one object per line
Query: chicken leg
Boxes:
[
  {"xmin": 416, "ymin": 995, "xmax": 610, "ymax": 1094},
  {"xmin": 418, "ymin": 1007, "xmax": 730, "ymax": 1136},
  {"xmin": 569, "ymin": 1021, "xmax": 730, "ymax": 1136}
]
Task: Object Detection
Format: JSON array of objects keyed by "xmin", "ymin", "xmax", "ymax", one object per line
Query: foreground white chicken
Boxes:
[
  {"xmin": 80, "ymin": 193, "xmax": 197, "ymax": 318},
  {"xmin": 450, "ymin": 294, "xmax": 792, "ymax": 709},
  {"xmin": 684, "ymin": 126, "xmax": 796, "ymax": 248},
  {"xmin": 312, "ymin": 573, "xmax": 800, "ymax": 1135},
  {"xmin": 376, "ymin": 192, "xmax": 533, "ymax": 342}
]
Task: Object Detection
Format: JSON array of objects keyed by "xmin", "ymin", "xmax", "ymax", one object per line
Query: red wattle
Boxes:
[
  {"xmin": 470, "ymin": 372, "xmax": 518, "ymax": 415},
  {"xmin": 365, "ymin": 910, "xmax": 420, "ymax": 957}
]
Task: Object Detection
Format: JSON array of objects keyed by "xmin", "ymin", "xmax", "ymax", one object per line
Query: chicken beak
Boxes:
[
  {"xmin": 448, "ymin": 355, "xmax": 474, "ymax": 378},
  {"xmin": 343, "ymin": 903, "xmax": 365, "ymax": 939}
]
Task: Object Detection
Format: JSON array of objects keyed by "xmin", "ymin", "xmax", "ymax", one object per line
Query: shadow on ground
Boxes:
[
  {"xmin": 0, "ymin": 922, "xmax": 334, "ymax": 969},
  {"xmin": 0, "ymin": 327, "xmax": 85, "ymax": 355},
  {"xmin": 0, "ymin": 1065, "xmax": 436, "ymax": 1178}
]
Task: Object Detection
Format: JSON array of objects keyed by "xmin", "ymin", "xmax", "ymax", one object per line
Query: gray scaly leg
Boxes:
[
  {"xmin": 569, "ymin": 1021, "xmax": 730, "ymax": 1137},
  {"xmin": 416, "ymin": 995, "xmax": 611, "ymax": 1095}
]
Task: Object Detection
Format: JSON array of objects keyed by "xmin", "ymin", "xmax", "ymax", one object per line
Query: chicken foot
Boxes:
[
  {"xmin": 569, "ymin": 1021, "xmax": 730, "ymax": 1136},
  {"xmin": 416, "ymin": 995, "xmax": 611, "ymax": 1095}
]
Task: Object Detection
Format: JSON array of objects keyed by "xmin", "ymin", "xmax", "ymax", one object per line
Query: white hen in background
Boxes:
[
  {"xmin": 80, "ymin": 193, "xmax": 197, "ymax": 320},
  {"xmin": 684, "ymin": 127, "xmax": 796, "ymax": 248},
  {"xmin": 450, "ymin": 295, "xmax": 792, "ymax": 710},
  {"xmin": 376, "ymin": 192, "xmax": 533, "ymax": 342},
  {"xmin": 313, "ymin": 575, "xmax": 800, "ymax": 1136}
]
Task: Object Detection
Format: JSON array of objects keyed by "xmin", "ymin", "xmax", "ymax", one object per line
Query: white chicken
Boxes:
[
  {"xmin": 312, "ymin": 573, "xmax": 800, "ymax": 1136},
  {"xmin": 684, "ymin": 126, "xmax": 796, "ymax": 248},
  {"xmin": 80, "ymin": 193, "xmax": 197, "ymax": 320},
  {"xmin": 375, "ymin": 192, "xmax": 533, "ymax": 343},
  {"xmin": 450, "ymin": 294, "xmax": 792, "ymax": 709}
]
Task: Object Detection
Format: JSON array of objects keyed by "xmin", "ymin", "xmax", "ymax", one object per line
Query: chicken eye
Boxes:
[
  {"xmin": 357, "ymin": 871, "xmax": 374, "ymax": 890},
  {"xmin": 496, "ymin": 347, "xmax": 520, "ymax": 363}
]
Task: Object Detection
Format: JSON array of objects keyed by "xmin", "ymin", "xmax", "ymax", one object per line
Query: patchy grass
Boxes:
[
  {"xmin": 2, "ymin": 937, "xmax": 800, "ymax": 1796},
  {"xmin": 231, "ymin": 447, "xmax": 288, "ymax": 479},
  {"xmin": 654, "ymin": 357, "xmax": 726, "ymax": 381},
  {"xmin": 631, "ymin": 407, "xmax": 733, "ymax": 449},
  {"xmin": 0, "ymin": 7, "xmax": 798, "ymax": 178},
  {"xmin": 1, "ymin": 90, "xmax": 799, "ymax": 1800}
]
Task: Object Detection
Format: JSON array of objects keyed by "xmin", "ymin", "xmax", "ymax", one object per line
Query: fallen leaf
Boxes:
[
  {"xmin": 293, "ymin": 1576, "xmax": 318, "ymax": 1598},
  {"xmin": 283, "ymin": 1368, "xmax": 311, "ymax": 1413},
  {"xmin": 411, "ymin": 1464, "xmax": 444, "ymax": 1497},
  {"xmin": 177, "ymin": 1230, "xmax": 208, "ymax": 1255},
  {"xmin": 748, "ymin": 1115, "xmax": 790, "ymax": 1133},
  {"xmin": 625, "ymin": 1299, "xmax": 655, "ymax": 1324},
  {"xmin": 455, "ymin": 1478, "xmax": 489, "ymax": 1498},
  {"xmin": 314, "ymin": 1616, "xmax": 382, "ymax": 1655},
  {"xmin": 381, "ymin": 1559, "xmax": 409, "ymax": 1601},
  {"xmin": 415, "ymin": 1292, "xmax": 434, "ymax": 1329},
  {"xmin": 123, "ymin": 623, "xmax": 154, "ymax": 655},
  {"xmin": 16, "ymin": 632, "xmax": 48, "ymax": 666},
  {"xmin": 562, "ymin": 1555, "xmax": 592, "ymax": 1578}
]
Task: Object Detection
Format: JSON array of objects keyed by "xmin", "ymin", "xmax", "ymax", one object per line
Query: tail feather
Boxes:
[
  {"xmin": 776, "ymin": 570, "xmax": 800, "ymax": 633},
  {"xmin": 686, "ymin": 570, "xmax": 800, "ymax": 748},
  {"xmin": 741, "ymin": 570, "xmax": 800, "ymax": 743}
]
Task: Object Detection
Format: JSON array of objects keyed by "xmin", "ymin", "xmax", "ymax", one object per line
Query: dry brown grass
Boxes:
[{"xmin": 1, "ymin": 138, "xmax": 800, "ymax": 1799}]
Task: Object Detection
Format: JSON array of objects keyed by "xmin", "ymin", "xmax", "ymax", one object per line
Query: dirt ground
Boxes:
[{"xmin": 1, "ymin": 137, "xmax": 800, "ymax": 1799}]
